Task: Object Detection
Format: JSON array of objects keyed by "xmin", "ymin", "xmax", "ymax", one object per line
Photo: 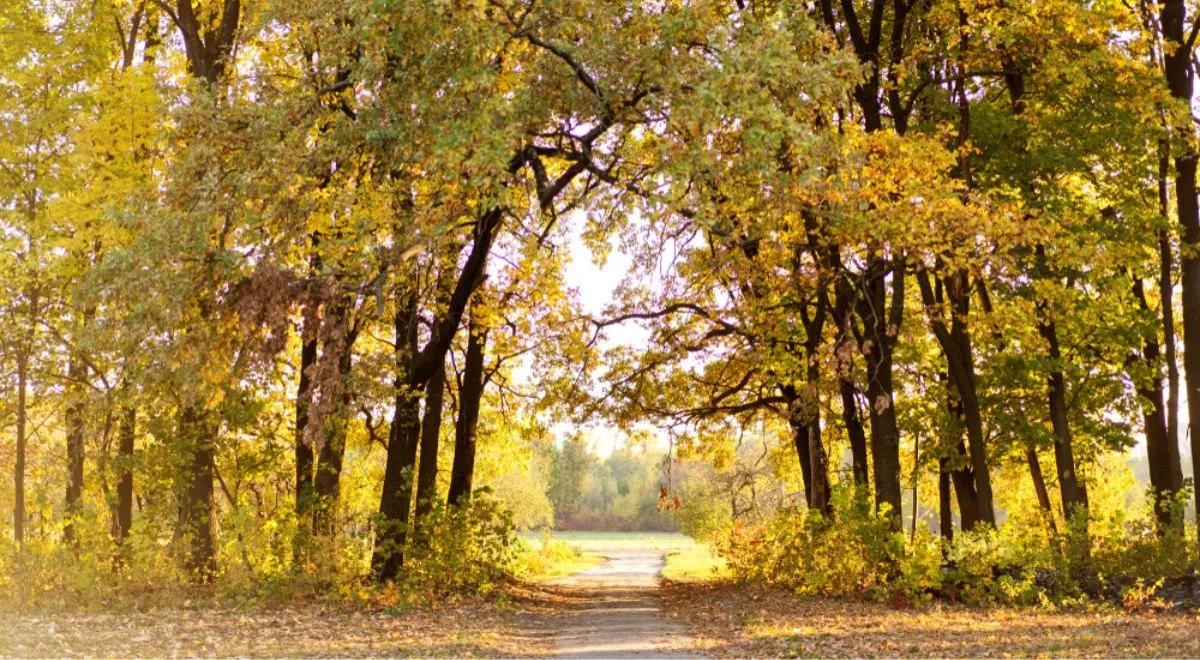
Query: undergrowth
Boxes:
[{"xmin": 717, "ymin": 485, "xmax": 1200, "ymax": 609}]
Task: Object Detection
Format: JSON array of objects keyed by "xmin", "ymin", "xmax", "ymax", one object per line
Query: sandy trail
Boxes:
[{"xmin": 548, "ymin": 552, "xmax": 699, "ymax": 659}]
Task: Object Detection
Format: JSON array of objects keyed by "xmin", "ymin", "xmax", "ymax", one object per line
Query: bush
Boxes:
[
  {"xmin": 715, "ymin": 480, "xmax": 1200, "ymax": 609},
  {"xmin": 386, "ymin": 489, "xmax": 520, "ymax": 603},
  {"xmin": 719, "ymin": 486, "xmax": 906, "ymax": 598},
  {"xmin": 512, "ymin": 531, "xmax": 587, "ymax": 577}
]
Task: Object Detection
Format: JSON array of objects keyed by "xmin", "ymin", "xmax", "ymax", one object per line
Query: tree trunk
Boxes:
[
  {"xmin": 294, "ymin": 314, "xmax": 318, "ymax": 547},
  {"xmin": 373, "ymin": 288, "xmax": 421, "ymax": 581},
  {"xmin": 14, "ymin": 348, "xmax": 28, "ymax": 543},
  {"xmin": 114, "ymin": 405, "xmax": 135, "ymax": 546},
  {"xmin": 949, "ymin": 439, "xmax": 980, "ymax": 532},
  {"xmin": 916, "ymin": 270, "xmax": 996, "ymax": 527},
  {"xmin": 1160, "ymin": 0, "xmax": 1200, "ymax": 544},
  {"xmin": 448, "ymin": 319, "xmax": 486, "ymax": 507},
  {"xmin": 790, "ymin": 288, "xmax": 832, "ymax": 516},
  {"xmin": 414, "ymin": 359, "xmax": 447, "ymax": 521},
  {"xmin": 1026, "ymin": 445, "xmax": 1059, "ymax": 537},
  {"xmin": 1035, "ymin": 252, "xmax": 1087, "ymax": 523},
  {"xmin": 791, "ymin": 414, "xmax": 814, "ymax": 508},
  {"xmin": 785, "ymin": 382, "xmax": 831, "ymax": 516},
  {"xmin": 64, "ymin": 353, "xmax": 85, "ymax": 548},
  {"xmin": 859, "ymin": 257, "xmax": 905, "ymax": 526},
  {"xmin": 1159, "ymin": 142, "xmax": 1184, "ymax": 491},
  {"xmin": 839, "ymin": 379, "xmax": 870, "ymax": 487},
  {"xmin": 831, "ymin": 275, "xmax": 869, "ymax": 488},
  {"xmin": 1135, "ymin": 276, "xmax": 1183, "ymax": 530},
  {"xmin": 938, "ymin": 458, "xmax": 953, "ymax": 542},
  {"xmin": 314, "ymin": 343, "xmax": 354, "ymax": 536},
  {"xmin": 180, "ymin": 407, "xmax": 217, "ymax": 579}
]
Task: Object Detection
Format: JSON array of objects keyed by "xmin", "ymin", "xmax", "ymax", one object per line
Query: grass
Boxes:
[
  {"xmin": 661, "ymin": 543, "xmax": 729, "ymax": 582},
  {"xmin": 518, "ymin": 530, "xmax": 728, "ymax": 583},
  {"xmin": 521, "ymin": 530, "xmax": 700, "ymax": 553},
  {"xmin": 516, "ymin": 532, "xmax": 605, "ymax": 580}
]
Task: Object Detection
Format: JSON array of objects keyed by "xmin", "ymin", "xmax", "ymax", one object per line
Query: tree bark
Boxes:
[
  {"xmin": 1159, "ymin": 143, "xmax": 1184, "ymax": 492},
  {"xmin": 64, "ymin": 353, "xmax": 85, "ymax": 548},
  {"xmin": 813, "ymin": 0, "xmax": 913, "ymax": 526},
  {"xmin": 829, "ymin": 272, "xmax": 869, "ymax": 488},
  {"xmin": 14, "ymin": 347, "xmax": 28, "ymax": 543},
  {"xmin": 180, "ymin": 407, "xmax": 217, "ymax": 579},
  {"xmin": 414, "ymin": 359, "xmax": 447, "ymax": 521},
  {"xmin": 1134, "ymin": 276, "xmax": 1184, "ymax": 529},
  {"xmin": 448, "ymin": 319, "xmax": 486, "ymax": 507},
  {"xmin": 1026, "ymin": 445, "xmax": 1059, "ymax": 537},
  {"xmin": 373, "ymin": 287, "xmax": 421, "ymax": 582},
  {"xmin": 859, "ymin": 256, "xmax": 906, "ymax": 526},
  {"xmin": 915, "ymin": 270, "xmax": 996, "ymax": 526},
  {"xmin": 1034, "ymin": 250, "xmax": 1087, "ymax": 522},
  {"xmin": 938, "ymin": 457, "xmax": 953, "ymax": 542},
  {"xmin": 294, "ymin": 310, "xmax": 318, "ymax": 541},
  {"xmin": 114, "ymin": 405, "xmax": 135, "ymax": 546},
  {"xmin": 165, "ymin": 0, "xmax": 243, "ymax": 581},
  {"xmin": 1160, "ymin": 0, "xmax": 1200, "ymax": 539},
  {"xmin": 313, "ymin": 341, "xmax": 354, "ymax": 535}
]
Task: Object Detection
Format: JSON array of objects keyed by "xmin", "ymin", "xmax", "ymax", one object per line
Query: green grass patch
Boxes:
[
  {"xmin": 522, "ymin": 530, "xmax": 699, "ymax": 553},
  {"xmin": 662, "ymin": 543, "xmax": 729, "ymax": 582},
  {"xmin": 515, "ymin": 533, "xmax": 604, "ymax": 580}
]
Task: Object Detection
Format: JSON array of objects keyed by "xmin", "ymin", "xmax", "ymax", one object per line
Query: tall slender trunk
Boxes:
[
  {"xmin": 180, "ymin": 407, "xmax": 217, "ymax": 579},
  {"xmin": 1000, "ymin": 38, "xmax": 1090, "ymax": 537},
  {"xmin": 813, "ymin": 0, "xmax": 912, "ymax": 527},
  {"xmin": 1026, "ymin": 445, "xmax": 1059, "ymax": 537},
  {"xmin": 1034, "ymin": 247, "xmax": 1087, "ymax": 522},
  {"xmin": 14, "ymin": 347, "xmax": 28, "ymax": 543},
  {"xmin": 938, "ymin": 458, "xmax": 953, "ymax": 542},
  {"xmin": 414, "ymin": 250, "xmax": 456, "ymax": 522},
  {"xmin": 938, "ymin": 355, "xmax": 979, "ymax": 535},
  {"xmin": 312, "ymin": 296, "xmax": 357, "ymax": 537},
  {"xmin": 831, "ymin": 275, "xmax": 869, "ymax": 488},
  {"xmin": 448, "ymin": 318, "xmax": 486, "ymax": 507},
  {"xmin": 1133, "ymin": 275, "xmax": 1180, "ymax": 529},
  {"xmin": 941, "ymin": 30, "xmax": 998, "ymax": 528},
  {"xmin": 910, "ymin": 429, "xmax": 920, "ymax": 540},
  {"xmin": 373, "ymin": 287, "xmax": 421, "ymax": 581},
  {"xmin": 916, "ymin": 270, "xmax": 996, "ymax": 526},
  {"xmin": 1138, "ymin": 139, "xmax": 1186, "ymax": 532},
  {"xmin": 165, "ymin": 0, "xmax": 242, "ymax": 580},
  {"xmin": 786, "ymin": 382, "xmax": 831, "ymax": 516},
  {"xmin": 314, "ymin": 343, "xmax": 354, "ymax": 535},
  {"xmin": 1160, "ymin": 141, "xmax": 1183, "ymax": 485},
  {"xmin": 790, "ymin": 288, "xmax": 831, "ymax": 516},
  {"xmin": 414, "ymin": 359, "xmax": 446, "ymax": 521},
  {"xmin": 1158, "ymin": 0, "xmax": 1200, "ymax": 534},
  {"xmin": 859, "ymin": 256, "xmax": 905, "ymax": 526},
  {"xmin": 64, "ymin": 352, "xmax": 86, "ymax": 548},
  {"xmin": 114, "ymin": 405, "xmax": 135, "ymax": 546},
  {"xmin": 294, "ymin": 311, "xmax": 318, "ymax": 544},
  {"xmin": 1160, "ymin": 232, "xmax": 1184, "ymax": 491},
  {"xmin": 839, "ymin": 380, "xmax": 870, "ymax": 487}
]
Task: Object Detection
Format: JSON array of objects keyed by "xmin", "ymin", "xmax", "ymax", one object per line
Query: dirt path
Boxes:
[{"xmin": 546, "ymin": 551, "xmax": 699, "ymax": 659}]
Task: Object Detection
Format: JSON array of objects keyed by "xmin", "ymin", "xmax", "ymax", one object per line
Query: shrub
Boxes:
[
  {"xmin": 388, "ymin": 489, "xmax": 520, "ymax": 602},
  {"xmin": 719, "ymin": 486, "xmax": 907, "ymax": 599}
]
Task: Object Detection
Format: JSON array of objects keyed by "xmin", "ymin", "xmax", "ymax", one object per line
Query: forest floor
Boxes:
[
  {"xmin": 0, "ymin": 598, "xmax": 538, "ymax": 657},
  {"xmin": 660, "ymin": 580, "xmax": 1200, "ymax": 657},
  {"xmin": 5, "ymin": 536, "xmax": 1200, "ymax": 658}
]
